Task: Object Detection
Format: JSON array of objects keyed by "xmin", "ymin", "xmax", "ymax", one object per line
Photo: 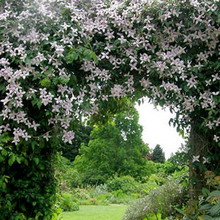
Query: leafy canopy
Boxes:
[{"xmin": 74, "ymin": 105, "xmax": 149, "ymax": 184}]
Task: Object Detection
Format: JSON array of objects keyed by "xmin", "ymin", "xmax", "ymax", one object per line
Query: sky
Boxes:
[{"xmin": 135, "ymin": 99, "xmax": 185, "ymax": 159}]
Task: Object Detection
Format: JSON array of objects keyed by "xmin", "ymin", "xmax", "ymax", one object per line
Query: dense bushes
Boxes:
[
  {"xmin": 58, "ymin": 193, "xmax": 79, "ymax": 212},
  {"xmin": 0, "ymin": 136, "xmax": 61, "ymax": 219},
  {"xmin": 180, "ymin": 171, "xmax": 220, "ymax": 219},
  {"xmin": 55, "ymin": 154, "xmax": 82, "ymax": 191},
  {"xmin": 54, "ymin": 154, "xmax": 189, "ymax": 217},
  {"xmin": 55, "ymin": 152, "xmax": 190, "ymax": 219},
  {"xmin": 107, "ymin": 176, "xmax": 141, "ymax": 194},
  {"xmin": 123, "ymin": 179, "xmax": 185, "ymax": 220}
]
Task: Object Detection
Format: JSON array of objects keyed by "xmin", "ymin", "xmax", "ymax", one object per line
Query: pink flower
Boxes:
[{"xmin": 62, "ymin": 130, "xmax": 75, "ymax": 144}]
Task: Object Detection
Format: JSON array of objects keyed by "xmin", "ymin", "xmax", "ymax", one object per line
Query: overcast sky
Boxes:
[{"xmin": 135, "ymin": 99, "xmax": 185, "ymax": 159}]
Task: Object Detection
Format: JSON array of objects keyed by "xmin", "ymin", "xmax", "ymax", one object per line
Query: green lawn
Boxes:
[{"xmin": 59, "ymin": 205, "xmax": 128, "ymax": 220}]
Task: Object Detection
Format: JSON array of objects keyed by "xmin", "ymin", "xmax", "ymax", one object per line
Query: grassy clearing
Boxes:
[{"xmin": 59, "ymin": 205, "xmax": 128, "ymax": 220}]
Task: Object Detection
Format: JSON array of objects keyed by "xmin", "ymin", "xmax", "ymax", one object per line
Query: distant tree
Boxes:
[
  {"xmin": 73, "ymin": 105, "xmax": 149, "ymax": 184},
  {"xmin": 152, "ymin": 145, "xmax": 165, "ymax": 163}
]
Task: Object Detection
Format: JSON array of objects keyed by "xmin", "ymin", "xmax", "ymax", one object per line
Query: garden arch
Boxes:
[{"xmin": 0, "ymin": 0, "xmax": 219, "ymax": 218}]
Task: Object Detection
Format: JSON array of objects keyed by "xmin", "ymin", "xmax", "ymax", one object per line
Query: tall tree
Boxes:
[
  {"xmin": 152, "ymin": 145, "xmax": 165, "ymax": 163},
  {"xmin": 74, "ymin": 105, "xmax": 149, "ymax": 184}
]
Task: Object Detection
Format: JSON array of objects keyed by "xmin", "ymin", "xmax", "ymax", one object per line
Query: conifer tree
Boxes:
[{"xmin": 152, "ymin": 145, "xmax": 165, "ymax": 163}]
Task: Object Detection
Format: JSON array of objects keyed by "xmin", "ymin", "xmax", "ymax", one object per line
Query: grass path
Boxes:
[{"xmin": 59, "ymin": 205, "xmax": 128, "ymax": 220}]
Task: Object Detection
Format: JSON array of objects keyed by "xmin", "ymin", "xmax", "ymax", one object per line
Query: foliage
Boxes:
[
  {"xmin": 152, "ymin": 145, "xmax": 165, "ymax": 163},
  {"xmin": 74, "ymin": 106, "xmax": 149, "ymax": 184},
  {"xmin": 180, "ymin": 171, "xmax": 220, "ymax": 220},
  {"xmin": 69, "ymin": 183, "xmax": 140, "ymax": 206},
  {"xmin": 170, "ymin": 166, "xmax": 189, "ymax": 189},
  {"xmin": 143, "ymin": 174, "xmax": 167, "ymax": 195},
  {"xmin": 0, "ymin": 0, "xmax": 220, "ymax": 217},
  {"xmin": 168, "ymin": 150, "xmax": 189, "ymax": 172},
  {"xmin": 0, "ymin": 134, "xmax": 61, "ymax": 219},
  {"xmin": 55, "ymin": 154, "xmax": 82, "ymax": 191},
  {"xmin": 107, "ymin": 176, "xmax": 142, "ymax": 194},
  {"xmin": 123, "ymin": 179, "xmax": 185, "ymax": 220},
  {"xmin": 57, "ymin": 193, "xmax": 79, "ymax": 212}
]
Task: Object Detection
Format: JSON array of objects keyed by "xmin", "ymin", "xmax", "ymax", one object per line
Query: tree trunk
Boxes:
[{"xmin": 188, "ymin": 120, "xmax": 219, "ymax": 200}]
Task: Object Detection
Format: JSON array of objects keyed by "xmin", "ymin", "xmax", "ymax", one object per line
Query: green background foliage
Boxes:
[
  {"xmin": 74, "ymin": 106, "xmax": 149, "ymax": 184},
  {"xmin": 152, "ymin": 145, "xmax": 165, "ymax": 163}
]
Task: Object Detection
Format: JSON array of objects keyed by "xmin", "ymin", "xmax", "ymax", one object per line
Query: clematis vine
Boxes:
[{"xmin": 0, "ymin": 0, "xmax": 219, "ymax": 156}]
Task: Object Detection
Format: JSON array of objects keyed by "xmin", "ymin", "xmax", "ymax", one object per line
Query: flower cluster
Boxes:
[{"xmin": 0, "ymin": 0, "xmax": 219, "ymax": 150}]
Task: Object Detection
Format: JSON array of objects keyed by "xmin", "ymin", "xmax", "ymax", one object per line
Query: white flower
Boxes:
[
  {"xmin": 206, "ymin": 121, "xmax": 214, "ymax": 129},
  {"xmin": 43, "ymin": 133, "xmax": 51, "ymax": 142},
  {"xmin": 55, "ymin": 45, "xmax": 64, "ymax": 57},
  {"xmin": 111, "ymin": 84, "xmax": 124, "ymax": 98},
  {"xmin": 213, "ymin": 135, "xmax": 219, "ymax": 142},
  {"xmin": 192, "ymin": 155, "xmax": 200, "ymax": 163},
  {"xmin": 203, "ymin": 157, "xmax": 209, "ymax": 164}
]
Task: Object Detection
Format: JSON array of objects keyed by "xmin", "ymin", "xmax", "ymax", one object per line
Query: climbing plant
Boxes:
[{"xmin": 0, "ymin": 0, "xmax": 219, "ymax": 218}]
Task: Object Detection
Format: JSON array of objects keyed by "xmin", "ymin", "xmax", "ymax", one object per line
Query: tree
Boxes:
[
  {"xmin": 152, "ymin": 145, "xmax": 165, "ymax": 163},
  {"xmin": 74, "ymin": 105, "xmax": 149, "ymax": 184}
]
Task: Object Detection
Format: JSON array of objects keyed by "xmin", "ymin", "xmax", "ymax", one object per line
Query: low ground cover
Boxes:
[{"xmin": 59, "ymin": 205, "xmax": 127, "ymax": 220}]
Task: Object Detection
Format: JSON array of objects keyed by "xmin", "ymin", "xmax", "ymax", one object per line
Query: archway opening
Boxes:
[{"xmin": 135, "ymin": 98, "xmax": 185, "ymax": 159}]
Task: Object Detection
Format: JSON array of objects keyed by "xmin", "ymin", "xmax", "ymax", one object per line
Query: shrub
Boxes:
[
  {"xmin": 58, "ymin": 193, "xmax": 79, "ymax": 212},
  {"xmin": 55, "ymin": 154, "xmax": 82, "ymax": 191},
  {"xmin": 107, "ymin": 175, "xmax": 141, "ymax": 194},
  {"xmin": 143, "ymin": 173, "xmax": 167, "ymax": 194},
  {"xmin": 181, "ymin": 171, "xmax": 220, "ymax": 220},
  {"xmin": 123, "ymin": 179, "xmax": 185, "ymax": 220}
]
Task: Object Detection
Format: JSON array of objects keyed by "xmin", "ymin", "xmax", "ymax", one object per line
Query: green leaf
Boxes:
[
  {"xmin": 24, "ymin": 159, "xmax": 29, "ymax": 166},
  {"xmin": 37, "ymin": 101, "xmax": 42, "ymax": 109},
  {"xmin": 8, "ymin": 154, "xmax": 16, "ymax": 166},
  {"xmin": 40, "ymin": 78, "xmax": 51, "ymax": 87},
  {"xmin": 202, "ymin": 188, "xmax": 210, "ymax": 197},
  {"xmin": 31, "ymin": 98, "xmax": 41, "ymax": 108},
  {"xmin": 1, "ymin": 149, "xmax": 7, "ymax": 156},
  {"xmin": 33, "ymin": 157, "xmax": 40, "ymax": 165},
  {"xmin": 0, "ymin": 180, "xmax": 6, "ymax": 190},
  {"xmin": 0, "ymin": 134, "xmax": 11, "ymax": 143},
  {"xmin": 90, "ymin": 52, "xmax": 98, "ymax": 64},
  {"xmin": 0, "ymin": 83, "xmax": 6, "ymax": 92},
  {"xmin": 208, "ymin": 190, "xmax": 220, "ymax": 198},
  {"xmin": 175, "ymin": 207, "xmax": 185, "ymax": 215},
  {"xmin": 201, "ymin": 215, "xmax": 214, "ymax": 220},
  {"xmin": 16, "ymin": 157, "xmax": 22, "ymax": 164},
  {"xmin": 209, "ymin": 203, "xmax": 220, "ymax": 216},
  {"xmin": 200, "ymin": 203, "xmax": 212, "ymax": 211},
  {"xmin": 39, "ymin": 164, "xmax": 45, "ymax": 170},
  {"xmin": 59, "ymin": 77, "xmax": 69, "ymax": 85},
  {"xmin": 65, "ymin": 51, "xmax": 79, "ymax": 63}
]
